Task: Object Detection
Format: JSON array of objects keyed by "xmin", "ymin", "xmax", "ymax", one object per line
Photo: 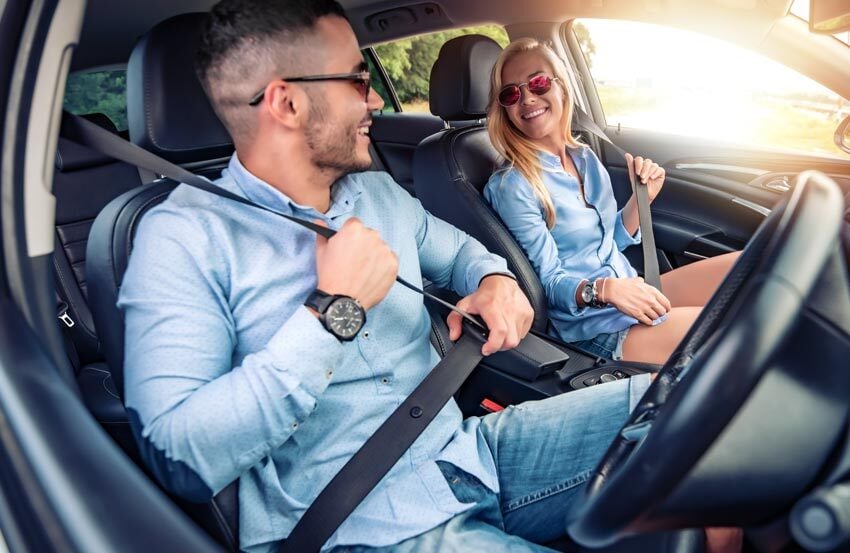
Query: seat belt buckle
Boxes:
[
  {"xmin": 480, "ymin": 398, "xmax": 504, "ymax": 413},
  {"xmin": 461, "ymin": 317, "xmax": 488, "ymax": 343},
  {"xmin": 58, "ymin": 310, "xmax": 75, "ymax": 328}
]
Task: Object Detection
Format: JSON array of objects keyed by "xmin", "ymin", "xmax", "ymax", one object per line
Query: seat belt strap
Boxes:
[
  {"xmin": 281, "ymin": 327, "xmax": 486, "ymax": 552},
  {"xmin": 572, "ymin": 110, "xmax": 662, "ymax": 291},
  {"xmin": 61, "ymin": 111, "xmax": 491, "ymax": 551},
  {"xmin": 59, "ymin": 112, "xmax": 486, "ymax": 331}
]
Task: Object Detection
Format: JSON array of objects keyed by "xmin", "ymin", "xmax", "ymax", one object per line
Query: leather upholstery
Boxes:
[
  {"xmin": 127, "ymin": 13, "xmax": 233, "ymax": 163},
  {"xmin": 415, "ymin": 35, "xmax": 550, "ymax": 332},
  {"xmin": 54, "ymin": 113, "xmax": 142, "ymax": 369},
  {"xmin": 429, "ymin": 35, "xmax": 501, "ymax": 121}
]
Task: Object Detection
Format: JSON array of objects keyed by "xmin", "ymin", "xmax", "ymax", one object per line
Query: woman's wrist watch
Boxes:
[{"xmin": 580, "ymin": 279, "xmax": 605, "ymax": 308}]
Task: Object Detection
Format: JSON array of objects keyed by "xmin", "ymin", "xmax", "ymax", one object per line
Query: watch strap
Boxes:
[{"xmin": 304, "ymin": 289, "xmax": 336, "ymax": 314}]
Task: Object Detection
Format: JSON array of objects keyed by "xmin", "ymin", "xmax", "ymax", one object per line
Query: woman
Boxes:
[{"xmin": 483, "ymin": 38, "xmax": 739, "ymax": 365}]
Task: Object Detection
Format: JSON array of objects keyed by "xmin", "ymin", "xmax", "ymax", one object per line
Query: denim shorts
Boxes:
[{"xmin": 570, "ymin": 327, "xmax": 630, "ymax": 361}]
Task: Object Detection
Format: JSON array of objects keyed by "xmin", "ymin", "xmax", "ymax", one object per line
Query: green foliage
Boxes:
[
  {"xmin": 63, "ymin": 70, "xmax": 127, "ymax": 130},
  {"xmin": 374, "ymin": 25, "xmax": 509, "ymax": 106}
]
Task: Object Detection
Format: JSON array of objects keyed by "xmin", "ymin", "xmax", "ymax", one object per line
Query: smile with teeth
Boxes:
[
  {"xmin": 357, "ymin": 126, "xmax": 370, "ymax": 136},
  {"xmin": 521, "ymin": 107, "xmax": 547, "ymax": 120}
]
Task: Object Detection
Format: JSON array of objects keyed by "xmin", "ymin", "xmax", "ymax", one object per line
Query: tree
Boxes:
[
  {"xmin": 574, "ymin": 22, "xmax": 596, "ymax": 69},
  {"xmin": 375, "ymin": 25, "xmax": 509, "ymax": 105}
]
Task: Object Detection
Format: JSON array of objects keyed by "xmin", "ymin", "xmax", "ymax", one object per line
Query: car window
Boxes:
[
  {"xmin": 373, "ymin": 25, "xmax": 509, "ymax": 112},
  {"xmin": 364, "ymin": 49, "xmax": 398, "ymax": 112},
  {"xmin": 63, "ymin": 68, "xmax": 128, "ymax": 132},
  {"xmin": 575, "ymin": 19, "xmax": 850, "ymax": 159}
]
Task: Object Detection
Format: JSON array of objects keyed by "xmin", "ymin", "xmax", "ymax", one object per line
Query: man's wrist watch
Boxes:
[
  {"xmin": 580, "ymin": 279, "xmax": 604, "ymax": 308},
  {"xmin": 304, "ymin": 289, "xmax": 366, "ymax": 341}
]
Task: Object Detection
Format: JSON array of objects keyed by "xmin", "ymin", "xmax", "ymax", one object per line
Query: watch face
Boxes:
[
  {"xmin": 326, "ymin": 297, "xmax": 365, "ymax": 340},
  {"xmin": 581, "ymin": 283, "xmax": 594, "ymax": 304}
]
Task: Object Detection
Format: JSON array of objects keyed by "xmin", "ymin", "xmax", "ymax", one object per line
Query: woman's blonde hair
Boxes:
[{"xmin": 487, "ymin": 38, "xmax": 581, "ymax": 229}]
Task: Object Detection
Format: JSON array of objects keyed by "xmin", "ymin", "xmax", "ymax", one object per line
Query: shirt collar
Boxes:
[
  {"xmin": 223, "ymin": 154, "xmax": 363, "ymax": 220},
  {"xmin": 537, "ymin": 145, "xmax": 588, "ymax": 176}
]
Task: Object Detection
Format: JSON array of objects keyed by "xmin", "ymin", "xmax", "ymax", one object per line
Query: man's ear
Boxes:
[{"xmin": 265, "ymin": 81, "xmax": 304, "ymax": 130}]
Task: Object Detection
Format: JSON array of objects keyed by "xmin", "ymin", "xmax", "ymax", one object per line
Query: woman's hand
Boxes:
[
  {"xmin": 602, "ymin": 277, "xmax": 671, "ymax": 326},
  {"xmin": 624, "ymin": 153, "xmax": 665, "ymax": 202}
]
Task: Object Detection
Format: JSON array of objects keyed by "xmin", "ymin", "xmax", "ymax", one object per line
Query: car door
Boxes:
[{"xmin": 564, "ymin": 18, "xmax": 850, "ymax": 273}]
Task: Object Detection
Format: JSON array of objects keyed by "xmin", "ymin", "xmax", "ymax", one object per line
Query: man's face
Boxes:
[{"xmin": 303, "ymin": 16, "xmax": 384, "ymax": 177}]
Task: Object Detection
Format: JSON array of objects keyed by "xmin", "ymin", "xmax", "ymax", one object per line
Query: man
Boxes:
[{"xmin": 119, "ymin": 0, "xmax": 661, "ymax": 551}]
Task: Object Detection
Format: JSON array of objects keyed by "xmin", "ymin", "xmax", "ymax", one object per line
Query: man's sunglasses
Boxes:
[
  {"xmin": 248, "ymin": 71, "xmax": 371, "ymax": 106},
  {"xmin": 497, "ymin": 75, "xmax": 560, "ymax": 107}
]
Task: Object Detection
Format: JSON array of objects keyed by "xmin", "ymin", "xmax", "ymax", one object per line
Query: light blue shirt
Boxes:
[
  {"xmin": 119, "ymin": 155, "xmax": 511, "ymax": 552},
  {"xmin": 484, "ymin": 146, "xmax": 641, "ymax": 343}
]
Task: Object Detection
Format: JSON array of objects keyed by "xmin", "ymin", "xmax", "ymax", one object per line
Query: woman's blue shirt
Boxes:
[{"xmin": 483, "ymin": 145, "xmax": 641, "ymax": 342}]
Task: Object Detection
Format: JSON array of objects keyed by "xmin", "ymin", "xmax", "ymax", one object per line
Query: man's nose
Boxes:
[{"xmin": 368, "ymin": 86, "xmax": 385, "ymax": 111}]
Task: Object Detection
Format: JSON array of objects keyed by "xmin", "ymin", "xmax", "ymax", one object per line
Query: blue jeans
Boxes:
[
  {"xmin": 570, "ymin": 327, "xmax": 630, "ymax": 361},
  {"xmin": 334, "ymin": 375, "xmax": 651, "ymax": 552}
]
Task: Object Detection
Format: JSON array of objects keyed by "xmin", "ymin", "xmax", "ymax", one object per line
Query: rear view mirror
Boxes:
[{"xmin": 809, "ymin": 0, "xmax": 850, "ymax": 33}]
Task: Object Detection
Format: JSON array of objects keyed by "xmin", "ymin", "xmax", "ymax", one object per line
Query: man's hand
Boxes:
[
  {"xmin": 604, "ymin": 277, "xmax": 671, "ymax": 326},
  {"xmin": 315, "ymin": 218, "xmax": 398, "ymax": 310},
  {"xmin": 447, "ymin": 275, "xmax": 534, "ymax": 356},
  {"xmin": 624, "ymin": 153, "xmax": 665, "ymax": 202}
]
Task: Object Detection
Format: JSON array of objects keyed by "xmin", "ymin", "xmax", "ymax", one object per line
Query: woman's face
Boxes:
[{"xmin": 499, "ymin": 51, "xmax": 565, "ymax": 146}]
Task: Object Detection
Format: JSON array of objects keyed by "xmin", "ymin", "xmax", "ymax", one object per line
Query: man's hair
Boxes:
[{"xmin": 195, "ymin": 0, "xmax": 347, "ymax": 144}]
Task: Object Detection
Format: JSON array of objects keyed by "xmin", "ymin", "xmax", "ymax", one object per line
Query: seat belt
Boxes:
[
  {"xmin": 572, "ymin": 109, "xmax": 662, "ymax": 291},
  {"xmin": 61, "ymin": 112, "xmax": 490, "ymax": 552}
]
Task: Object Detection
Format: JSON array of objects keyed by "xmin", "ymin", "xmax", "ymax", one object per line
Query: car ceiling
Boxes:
[{"xmin": 72, "ymin": 0, "xmax": 793, "ymax": 71}]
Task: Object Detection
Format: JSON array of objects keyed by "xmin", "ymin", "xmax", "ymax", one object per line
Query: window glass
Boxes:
[
  {"xmin": 365, "ymin": 51, "xmax": 397, "ymax": 111},
  {"xmin": 577, "ymin": 19, "xmax": 850, "ymax": 159},
  {"xmin": 790, "ymin": 0, "xmax": 850, "ymax": 45},
  {"xmin": 374, "ymin": 25, "xmax": 509, "ymax": 112},
  {"xmin": 63, "ymin": 69, "xmax": 127, "ymax": 131}
]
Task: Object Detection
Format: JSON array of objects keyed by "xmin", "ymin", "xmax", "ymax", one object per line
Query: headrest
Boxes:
[
  {"xmin": 429, "ymin": 35, "xmax": 502, "ymax": 121},
  {"xmin": 56, "ymin": 112, "xmax": 120, "ymax": 172},
  {"xmin": 127, "ymin": 13, "xmax": 233, "ymax": 164}
]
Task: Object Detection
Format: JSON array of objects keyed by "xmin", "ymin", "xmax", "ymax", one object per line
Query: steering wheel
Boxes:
[{"xmin": 567, "ymin": 171, "xmax": 847, "ymax": 547}]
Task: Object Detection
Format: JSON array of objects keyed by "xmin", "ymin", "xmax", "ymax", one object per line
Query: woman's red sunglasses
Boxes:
[{"xmin": 498, "ymin": 75, "xmax": 559, "ymax": 107}]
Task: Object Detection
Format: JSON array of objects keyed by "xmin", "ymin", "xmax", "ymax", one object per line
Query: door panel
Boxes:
[
  {"xmin": 600, "ymin": 126, "xmax": 850, "ymax": 271},
  {"xmin": 371, "ymin": 112, "xmax": 444, "ymax": 194}
]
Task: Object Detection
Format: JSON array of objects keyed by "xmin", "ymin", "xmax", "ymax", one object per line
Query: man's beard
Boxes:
[{"xmin": 305, "ymin": 95, "xmax": 372, "ymax": 177}]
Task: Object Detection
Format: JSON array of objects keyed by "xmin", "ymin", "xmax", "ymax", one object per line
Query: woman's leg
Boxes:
[
  {"xmin": 660, "ymin": 252, "xmax": 740, "ymax": 307},
  {"xmin": 621, "ymin": 306, "xmax": 701, "ymax": 364}
]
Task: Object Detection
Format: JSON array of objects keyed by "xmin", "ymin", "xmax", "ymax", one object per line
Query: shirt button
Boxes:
[
  {"xmin": 291, "ymin": 422, "xmax": 299, "ymax": 430},
  {"xmin": 362, "ymin": 331, "xmax": 370, "ymax": 339},
  {"xmin": 326, "ymin": 369, "xmax": 334, "ymax": 379},
  {"xmin": 381, "ymin": 377, "xmax": 390, "ymax": 385}
]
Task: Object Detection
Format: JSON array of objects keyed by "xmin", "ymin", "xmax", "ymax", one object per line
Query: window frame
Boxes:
[{"xmin": 364, "ymin": 47, "xmax": 401, "ymax": 113}]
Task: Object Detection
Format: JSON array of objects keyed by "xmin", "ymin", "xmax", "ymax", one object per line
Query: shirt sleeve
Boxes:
[
  {"xmin": 395, "ymin": 177, "xmax": 511, "ymax": 296},
  {"xmin": 614, "ymin": 207, "xmax": 642, "ymax": 251},
  {"xmin": 119, "ymin": 206, "xmax": 344, "ymax": 502},
  {"xmin": 484, "ymin": 170, "xmax": 587, "ymax": 316}
]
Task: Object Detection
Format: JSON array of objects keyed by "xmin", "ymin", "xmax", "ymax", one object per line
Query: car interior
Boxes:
[{"xmin": 0, "ymin": 0, "xmax": 849, "ymax": 551}]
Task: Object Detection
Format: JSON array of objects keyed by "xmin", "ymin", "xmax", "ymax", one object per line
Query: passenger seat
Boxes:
[{"xmin": 413, "ymin": 35, "xmax": 551, "ymax": 332}]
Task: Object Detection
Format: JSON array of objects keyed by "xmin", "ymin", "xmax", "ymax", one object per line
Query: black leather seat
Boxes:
[
  {"xmin": 53, "ymin": 113, "xmax": 143, "ymax": 452},
  {"xmin": 413, "ymin": 35, "xmax": 551, "ymax": 333},
  {"xmin": 86, "ymin": 13, "xmax": 239, "ymax": 551}
]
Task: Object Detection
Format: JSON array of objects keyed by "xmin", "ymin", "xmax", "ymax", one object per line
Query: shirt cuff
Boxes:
[
  {"xmin": 264, "ymin": 306, "xmax": 346, "ymax": 400},
  {"xmin": 614, "ymin": 209, "xmax": 641, "ymax": 250},
  {"xmin": 463, "ymin": 256, "xmax": 510, "ymax": 296}
]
